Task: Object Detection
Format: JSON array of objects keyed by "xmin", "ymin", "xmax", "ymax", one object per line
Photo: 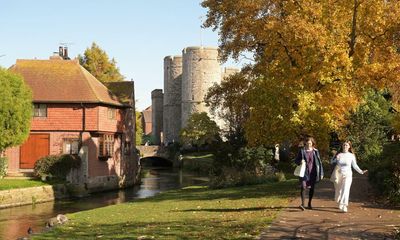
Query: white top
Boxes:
[{"xmin": 336, "ymin": 152, "xmax": 364, "ymax": 174}]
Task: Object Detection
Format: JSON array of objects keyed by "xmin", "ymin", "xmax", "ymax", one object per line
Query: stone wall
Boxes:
[
  {"xmin": 0, "ymin": 185, "xmax": 68, "ymax": 209},
  {"xmin": 222, "ymin": 67, "xmax": 240, "ymax": 81},
  {"xmin": 163, "ymin": 56, "xmax": 183, "ymax": 144}
]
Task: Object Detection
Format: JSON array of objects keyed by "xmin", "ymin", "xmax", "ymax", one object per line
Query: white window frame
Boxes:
[{"xmin": 33, "ymin": 104, "xmax": 47, "ymax": 117}]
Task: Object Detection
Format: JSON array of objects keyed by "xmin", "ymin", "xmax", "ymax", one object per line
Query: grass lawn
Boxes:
[
  {"xmin": 0, "ymin": 179, "xmax": 49, "ymax": 191},
  {"xmin": 33, "ymin": 179, "xmax": 297, "ymax": 240}
]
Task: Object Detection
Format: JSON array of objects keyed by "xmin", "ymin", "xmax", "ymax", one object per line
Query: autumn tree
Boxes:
[
  {"xmin": 78, "ymin": 42, "xmax": 124, "ymax": 83},
  {"xmin": 0, "ymin": 68, "xmax": 32, "ymax": 153},
  {"xmin": 202, "ymin": 0, "xmax": 400, "ymax": 151},
  {"xmin": 180, "ymin": 112, "xmax": 220, "ymax": 148}
]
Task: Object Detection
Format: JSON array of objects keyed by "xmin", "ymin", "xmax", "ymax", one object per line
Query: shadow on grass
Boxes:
[
  {"xmin": 177, "ymin": 206, "xmax": 282, "ymax": 212},
  {"xmin": 141, "ymin": 179, "xmax": 299, "ymax": 203},
  {"xmin": 33, "ymin": 218, "xmax": 264, "ymax": 240}
]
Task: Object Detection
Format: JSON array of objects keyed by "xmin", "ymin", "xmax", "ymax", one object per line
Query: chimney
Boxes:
[
  {"xmin": 63, "ymin": 47, "xmax": 70, "ymax": 60},
  {"xmin": 59, "ymin": 46, "xmax": 64, "ymax": 58}
]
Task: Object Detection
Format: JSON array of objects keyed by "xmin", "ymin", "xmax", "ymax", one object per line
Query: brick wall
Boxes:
[
  {"xmin": 49, "ymin": 132, "xmax": 80, "ymax": 155},
  {"xmin": 97, "ymin": 106, "xmax": 124, "ymax": 132},
  {"xmin": 85, "ymin": 134, "xmax": 121, "ymax": 177},
  {"xmin": 31, "ymin": 104, "xmax": 125, "ymax": 133},
  {"xmin": 32, "ymin": 103, "xmax": 86, "ymax": 130}
]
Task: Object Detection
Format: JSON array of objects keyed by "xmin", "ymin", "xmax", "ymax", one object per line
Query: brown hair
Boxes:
[
  {"xmin": 341, "ymin": 140, "xmax": 353, "ymax": 153},
  {"xmin": 304, "ymin": 137, "xmax": 316, "ymax": 147}
]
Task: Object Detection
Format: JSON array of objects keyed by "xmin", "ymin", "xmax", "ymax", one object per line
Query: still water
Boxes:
[{"xmin": 0, "ymin": 167, "xmax": 208, "ymax": 240}]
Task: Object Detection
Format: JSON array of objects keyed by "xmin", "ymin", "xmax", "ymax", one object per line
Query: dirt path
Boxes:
[{"xmin": 260, "ymin": 175, "xmax": 400, "ymax": 240}]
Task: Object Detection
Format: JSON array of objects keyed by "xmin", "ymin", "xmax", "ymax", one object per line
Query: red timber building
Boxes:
[{"xmin": 5, "ymin": 54, "xmax": 139, "ymax": 193}]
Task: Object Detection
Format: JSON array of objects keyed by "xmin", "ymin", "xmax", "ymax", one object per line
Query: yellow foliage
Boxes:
[{"xmin": 203, "ymin": 0, "xmax": 400, "ymax": 151}]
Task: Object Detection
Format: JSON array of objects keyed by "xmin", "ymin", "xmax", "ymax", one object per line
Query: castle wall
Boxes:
[
  {"xmin": 151, "ymin": 89, "xmax": 164, "ymax": 145},
  {"xmin": 222, "ymin": 67, "xmax": 240, "ymax": 81},
  {"xmin": 163, "ymin": 56, "xmax": 182, "ymax": 144},
  {"xmin": 181, "ymin": 47, "xmax": 221, "ymax": 127}
]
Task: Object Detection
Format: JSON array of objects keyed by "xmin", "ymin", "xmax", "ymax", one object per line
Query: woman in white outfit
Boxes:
[{"xmin": 331, "ymin": 141, "xmax": 367, "ymax": 212}]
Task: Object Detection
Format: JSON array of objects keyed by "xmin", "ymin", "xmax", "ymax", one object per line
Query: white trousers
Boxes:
[{"xmin": 334, "ymin": 171, "xmax": 353, "ymax": 206}]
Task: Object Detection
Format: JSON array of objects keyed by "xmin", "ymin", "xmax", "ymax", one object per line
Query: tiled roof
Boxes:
[
  {"xmin": 10, "ymin": 59, "xmax": 127, "ymax": 107},
  {"xmin": 104, "ymin": 81, "xmax": 134, "ymax": 105},
  {"xmin": 142, "ymin": 106, "xmax": 152, "ymax": 123}
]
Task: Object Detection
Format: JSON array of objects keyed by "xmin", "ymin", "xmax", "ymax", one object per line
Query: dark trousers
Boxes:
[{"xmin": 300, "ymin": 186, "xmax": 315, "ymax": 207}]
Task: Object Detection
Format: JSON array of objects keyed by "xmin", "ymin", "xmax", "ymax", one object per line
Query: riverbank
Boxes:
[
  {"xmin": 0, "ymin": 179, "xmax": 48, "ymax": 191},
  {"xmin": 32, "ymin": 179, "xmax": 298, "ymax": 239},
  {"xmin": 0, "ymin": 179, "xmax": 69, "ymax": 209}
]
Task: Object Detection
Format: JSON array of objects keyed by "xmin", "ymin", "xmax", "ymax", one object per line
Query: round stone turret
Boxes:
[
  {"xmin": 151, "ymin": 89, "xmax": 163, "ymax": 145},
  {"xmin": 163, "ymin": 56, "xmax": 183, "ymax": 144},
  {"xmin": 181, "ymin": 46, "xmax": 221, "ymax": 127}
]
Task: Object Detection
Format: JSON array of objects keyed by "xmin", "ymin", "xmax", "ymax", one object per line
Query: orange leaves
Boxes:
[{"xmin": 203, "ymin": 0, "xmax": 400, "ymax": 149}]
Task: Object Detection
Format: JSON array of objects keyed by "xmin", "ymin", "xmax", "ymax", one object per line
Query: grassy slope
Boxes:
[
  {"xmin": 0, "ymin": 179, "xmax": 48, "ymax": 191},
  {"xmin": 33, "ymin": 179, "xmax": 297, "ymax": 240}
]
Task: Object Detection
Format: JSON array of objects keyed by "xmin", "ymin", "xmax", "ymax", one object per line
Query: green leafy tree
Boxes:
[
  {"xmin": 343, "ymin": 90, "xmax": 393, "ymax": 162},
  {"xmin": 205, "ymin": 72, "xmax": 250, "ymax": 147},
  {"xmin": 0, "ymin": 68, "xmax": 32, "ymax": 153},
  {"xmin": 202, "ymin": 0, "xmax": 400, "ymax": 151},
  {"xmin": 78, "ymin": 42, "xmax": 124, "ymax": 83},
  {"xmin": 135, "ymin": 111, "xmax": 143, "ymax": 145},
  {"xmin": 180, "ymin": 112, "xmax": 220, "ymax": 147}
]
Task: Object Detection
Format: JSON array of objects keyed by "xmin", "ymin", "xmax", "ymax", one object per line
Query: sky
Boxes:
[{"xmin": 0, "ymin": 0, "xmax": 243, "ymax": 111}]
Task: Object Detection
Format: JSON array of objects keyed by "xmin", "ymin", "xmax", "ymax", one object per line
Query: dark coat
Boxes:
[{"xmin": 295, "ymin": 148, "xmax": 324, "ymax": 183}]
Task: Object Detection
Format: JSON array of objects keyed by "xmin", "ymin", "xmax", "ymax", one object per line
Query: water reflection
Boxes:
[{"xmin": 0, "ymin": 167, "xmax": 208, "ymax": 240}]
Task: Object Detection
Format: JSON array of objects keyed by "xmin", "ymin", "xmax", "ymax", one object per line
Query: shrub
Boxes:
[
  {"xmin": 208, "ymin": 166, "xmax": 278, "ymax": 189},
  {"xmin": 368, "ymin": 143, "xmax": 400, "ymax": 204},
  {"xmin": 209, "ymin": 145, "xmax": 276, "ymax": 188},
  {"xmin": 0, "ymin": 157, "xmax": 7, "ymax": 178},
  {"xmin": 212, "ymin": 145, "xmax": 273, "ymax": 175},
  {"xmin": 34, "ymin": 154, "xmax": 81, "ymax": 181}
]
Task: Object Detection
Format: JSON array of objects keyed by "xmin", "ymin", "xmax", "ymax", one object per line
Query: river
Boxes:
[{"xmin": 0, "ymin": 167, "xmax": 208, "ymax": 240}]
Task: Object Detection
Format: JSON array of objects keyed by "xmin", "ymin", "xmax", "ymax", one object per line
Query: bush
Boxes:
[
  {"xmin": 209, "ymin": 145, "xmax": 276, "ymax": 188},
  {"xmin": 212, "ymin": 144, "xmax": 273, "ymax": 175},
  {"xmin": 34, "ymin": 154, "xmax": 81, "ymax": 181},
  {"xmin": 0, "ymin": 157, "xmax": 7, "ymax": 178},
  {"xmin": 208, "ymin": 166, "xmax": 279, "ymax": 189},
  {"xmin": 368, "ymin": 143, "xmax": 400, "ymax": 204}
]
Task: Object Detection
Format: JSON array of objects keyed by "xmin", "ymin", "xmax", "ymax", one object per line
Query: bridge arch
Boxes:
[
  {"xmin": 136, "ymin": 146, "xmax": 174, "ymax": 167},
  {"xmin": 140, "ymin": 156, "xmax": 173, "ymax": 167}
]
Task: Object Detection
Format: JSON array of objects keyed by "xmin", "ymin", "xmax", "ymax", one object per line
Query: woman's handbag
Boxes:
[
  {"xmin": 294, "ymin": 160, "xmax": 306, "ymax": 177},
  {"xmin": 330, "ymin": 165, "xmax": 339, "ymax": 184}
]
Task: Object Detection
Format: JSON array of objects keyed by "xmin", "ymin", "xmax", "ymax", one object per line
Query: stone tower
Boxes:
[
  {"xmin": 181, "ymin": 46, "xmax": 221, "ymax": 127},
  {"xmin": 163, "ymin": 56, "xmax": 183, "ymax": 144},
  {"xmin": 151, "ymin": 89, "xmax": 164, "ymax": 145}
]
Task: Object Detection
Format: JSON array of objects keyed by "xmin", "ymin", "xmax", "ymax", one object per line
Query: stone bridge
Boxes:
[
  {"xmin": 136, "ymin": 146, "xmax": 168, "ymax": 158},
  {"xmin": 136, "ymin": 146, "xmax": 178, "ymax": 167}
]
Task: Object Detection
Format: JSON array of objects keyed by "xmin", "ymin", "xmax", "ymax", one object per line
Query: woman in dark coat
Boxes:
[{"xmin": 294, "ymin": 137, "xmax": 324, "ymax": 210}]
